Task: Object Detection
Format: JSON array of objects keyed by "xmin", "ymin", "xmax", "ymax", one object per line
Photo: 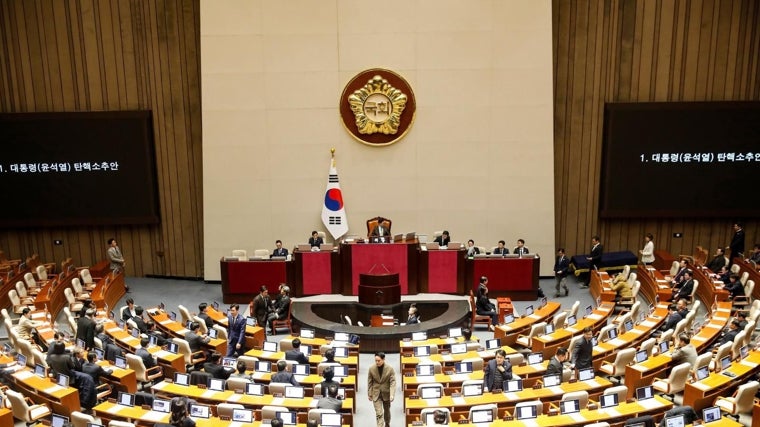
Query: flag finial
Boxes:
[{"xmin": 331, "ymin": 148, "xmax": 335, "ymax": 158}]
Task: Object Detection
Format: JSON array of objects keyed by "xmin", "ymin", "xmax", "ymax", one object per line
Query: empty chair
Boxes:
[
  {"xmin": 261, "ymin": 405, "xmax": 289, "ymax": 420},
  {"xmin": 566, "ymin": 301, "xmax": 580, "ymax": 318},
  {"xmin": 560, "ymin": 390, "xmax": 589, "ymax": 409},
  {"xmin": 5, "ymin": 389, "xmax": 51, "ymax": 425},
  {"xmin": 14, "ymin": 282, "xmax": 35, "ymax": 304},
  {"xmin": 639, "ymin": 338, "xmax": 656, "ymax": 357},
  {"xmin": 79, "ymin": 268, "xmax": 97, "ymax": 290},
  {"xmin": 17, "ymin": 339, "xmax": 35, "ymax": 367},
  {"xmin": 739, "ymin": 271, "xmax": 749, "ymax": 286},
  {"xmin": 714, "ymin": 380, "xmax": 759, "ymax": 420},
  {"xmin": 174, "ymin": 337, "xmax": 206, "ymax": 369},
  {"xmin": 63, "ymin": 307, "xmax": 77, "ymax": 334},
  {"xmin": 71, "ymin": 410, "xmax": 97, "ymax": 427},
  {"xmin": 506, "ymin": 353, "xmax": 524, "ymax": 367},
  {"xmin": 693, "ymin": 352, "xmax": 712, "ymax": 375},
  {"xmin": 253, "ymin": 249, "xmax": 270, "ymax": 258},
  {"xmin": 599, "ymin": 348, "xmax": 636, "ymax": 383},
  {"xmin": 226, "ymin": 377, "xmax": 250, "ymax": 393},
  {"xmin": 730, "ymin": 331, "xmax": 747, "ymax": 359},
  {"xmin": 212, "ymin": 324, "xmax": 228, "ymax": 340},
  {"xmin": 32, "ymin": 348, "xmax": 48, "ymax": 368},
  {"xmin": 516, "ymin": 322, "xmax": 546, "ymax": 348},
  {"xmin": 652, "ymin": 362, "xmax": 691, "ymax": 400},
  {"xmin": 710, "ymin": 342, "xmax": 732, "ymax": 371},
  {"xmin": 125, "ymin": 353, "xmax": 162, "ymax": 389},
  {"xmin": 70, "ymin": 278, "xmax": 90, "ymax": 300},
  {"xmin": 8, "ymin": 289, "xmax": 30, "ymax": 314},
  {"xmin": 177, "ymin": 304, "xmax": 192, "ymax": 325},
  {"xmin": 598, "ymin": 324, "xmax": 617, "ymax": 342},
  {"xmin": 24, "ymin": 272, "xmax": 41, "ymax": 292},
  {"xmin": 217, "ymin": 403, "xmax": 244, "ymax": 418},
  {"xmin": 659, "ymin": 329, "xmax": 674, "ymax": 347},
  {"xmin": 35, "ymin": 264, "xmax": 50, "ymax": 281},
  {"xmin": 267, "ymin": 382, "xmax": 288, "ymax": 396},
  {"xmin": 552, "ymin": 311, "xmax": 567, "ymax": 330},
  {"xmin": 279, "ymin": 339, "xmax": 294, "ymax": 352},
  {"xmin": 231, "ymin": 249, "xmax": 247, "ymax": 260},
  {"xmin": 64, "ymin": 287, "xmax": 84, "ymax": 313},
  {"xmin": 469, "ymin": 403, "xmax": 498, "ymax": 422},
  {"xmin": 192, "ymin": 315, "xmax": 208, "ymax": 334},
  {"xmin": 603, "ymin": 385, "xmax": 628, "ymax": 404}
]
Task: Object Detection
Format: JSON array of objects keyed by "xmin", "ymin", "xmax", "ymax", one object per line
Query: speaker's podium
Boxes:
[{"xmin": 358, "ymin": 270, "xmax": 400, "ymax": 306}]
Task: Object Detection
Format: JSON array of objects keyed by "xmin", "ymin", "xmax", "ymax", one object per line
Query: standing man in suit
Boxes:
[
  {"xmin": 107, "ymin": 238, "xmax": 126, "ymax": 273},
  {"xmin": 493, "ymin": 240, "xmax": 508, "ymax": 255},
  {"xmin": 272, "ymin": 240, "xmax": 289, "ymax": 258},
  {"xmin": 76, "ymin": 309, "xmax": 96, "ymax": 350},
  {"xmin": 513, "ymin": 239, "xmax": 529, "ymax": 255},
  {"xmin": 466, "ymin": 239, "xmax": 480, "ymax": 257},
  {"xmin": 554, "ymin": 248, "xmax": 570, "ymax": 297},
  {"xmin": 582, "ymin": 235, "xmax": 603, "ymax": 288},
  {"xmin": 546, "ymin": 347, "xmax": 568, "ymax": 376},
  {"xmin": 308, "ymin": 231, "xmax": 324, "ymax": 248},
  {"xmin": 571, "ymin": 327, "xmax": 594, "ymax": 371},
  {"xmin": 252, "ymin": 286, "xmax": 272, "ymax": 332},
  {"xmin": 370, "ymin": 218, "xmax": 390, "ymax": 237},
  {"xmin": 727, "ymin": 222, "xmax": 745, "ymax": 262},
  {"xmin": 367, "ymin": 352, "xmax": 396, "ymax": 427},
  {"xmin": 484, "ymin": 349, "xmax": 513, "ymax": 391},
  {"xmin": 226, "ymin": 304, "xmax": 246, "ymax": 357},
  {"xmin": 433, "ymin": 231, "xmax": 450, "ymax": 246}
]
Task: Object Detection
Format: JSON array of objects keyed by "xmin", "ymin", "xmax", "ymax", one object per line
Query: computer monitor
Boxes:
[
  {"xmin": 516, "ymin": 405, "xmax": 537, "ymax": 420},
  {"xmin": 130, "ymin": 328, "xmax": 140, "ymax": 338},
  {"xmin": 659, "ymin": 341, "xmax": 669, "ymax": 354},
  {"xmin": 416, "ymin": 364, "xmax": 434, "ymax": 376},
  {"xmin": 87, "ymin": 423, "xmax": 105, "ymax": 427},
  {"xmin": 245, "ymin": 317, "xmax": 257, "ymax": 327},
  {"xmin": 94, "ymin": 347, "xmax": 104, "ymax": 360},
  {"xmin": 591, "ymin": 336, "xmax": 599, "ymax": 347},
  {"xmin": 412, "ymin": 331, "xmax": 427, "ymax": 341},
  {"xmin": 167, "ymin": 342, "xmax": 179, "ymax": 354},
  {"xmin": 448, "ymin": 327, "xmax": 462, "ymax": 338},
  {"xmin": 118, "ymin": 392, "xmax": 135, "ymax": 407},
  {"xmin": 696, "ymin": 365, "xmax": 710, "ymax": 380},
  {"xmin": 702, "ymin": 406, "xmax": 721, "ymax": 423},
  {"xmin": 169, "ymin": 311, "xmax": 177, "ymax": 321},
  {"xmin": 207, "ymin": 328, "xmax": 217, "ymax": 339},
  {"xmin": 584, "ymin": 305, "xmax": 593, "ymax": 317},
  {"xmin": 600, "ymin": 393, "xmax": 619, "ymax": 408},
  {"xmin": 527, "ymin": 352, "xmax": 543, "ymax": 365},
  {"xmin": 212, "ymin": 301, "xmax": 220, "ymax": 311},
  {"xmin": 420, "ymin": 386, "xmax": 442, "ymax": 399},
  {"xmin": 414, "ymin": 346, "xmax": 430, "ymax": 357},
  {"xmin": 174, "ymin": 372, "xmax": 190, "ymax": 386},
  {"xmin": 455, "ymin": 361, "xmax": 473, "ymax": 374},
  {"xmin": 333, "ymin": 346, "xmax": 349, "ymax": 358},
  {"xmin": 567, "ymin": 315, "xmax": 577, "ymax": 327},
  {"xmin": 608, "ymin": 328, "xmax": 618, "ymax": 340},
  {"xmin": 299, "ymin": 345, "xmax": 312, "ymax": 356},
  {"xmin": 293, "ymin": 364, "xmax": 309, "ymax": 376},
  {"xmin": 34, "ymin": 364, "xmax": 46, "ymax": 378},
  {"xmin": 503, "ymin": 314, "xmax": 515, "ymax": 324},
  {"xmin": 17, "ymin": 353, "xmax": 26, "ymax": 366},
  {"xmin": 284, "ymin": 386, "xmax": 305, "ymax": 399},
  {"xmin": 320, "ymin": 413, "xmax": 342, "ymax": 427},
  {"xmin": 222, "ymin": 357, "xmax": 236, "ymax": 368},
  {"xmin": 189, "ymin": 404, "xmax": 210, "ymax": 419},
  {"xmin": 505, "ymin": 379, "xmax": 523, "ymax": 392},
  {"xmin": 77, "ymin": 338, "xmax": 87, "ymax": 349},
  {"xmin": 450, "ymin": 343, "xmax": 467, "ymax": 354},
  {"xmin": 152, "ymin": 398, "xmax": 171, "ymax": 413},
  {"xmin": 663, "ymin": 414, "xmax": 686, "ymax": 427},
  {"xmin": 255, "ymin": 361, "xmax": 271, "ymax": 372},
  {"xmin": 462, "ymin": 383, "xmax": 483, "ymax": 396},
  {"xmin": 544, "ymin": 324, "xmax": 555, "ymax": 335},
  {"xmin": 262, "ymin": 341, "xmax": 277, "ymax": 352},
  {"xmin": 525, "ymin": 305, "xmax": 534, "ymax": 316},
  {"xmin": 540, "ymin": 297, "xmax": 547, "ymax": 308},
  {"xmin": 636, "ymin": 385, "xmax": 654, "ymax": 400},
  {"xmin": 232, "ymin": 408, "xmax": 254, "ymax": 423},
  {"xmin": 333, "ymin": 365, "xmax": 348, "ymax": 378},
  {"xmin": 635, "ymin": 349, "xmax": 648, "ymax": 363},
  {"xmin": 720, "ymin": 356, "xmax": 731, "ymax": 371},
  {"xmin": 57, "ymin": 373, "xmax": 69, "ymax": 387},
  {"xmin": 51, "ymin": 414, "xmax": 69, "ymax": 427},
  {"xmin": 542, "ymin": 373, "xmax": 561, "ymax": 387},
  {"xmin": 560, "ymin": 399, "xmax": 580, "ymax": 414},
  {"xmin": 245, "ymin": 382, "xmax": 264, "ymax": 395},
  {"xmin": 471, "ymin": 408, "xmax": 494, "ymax": 423},
  {"xmin": 207, "ymin": 378, "xmax": 225, "ymax": 392},
  {"xmin": 740, "ymin": 345, "xmax": 749, "ymax": 359},
  {"xmin": 334, "ymin": 332, "xmax": 350, "ymax": 342},
  {"xmin": 577, "ymin": 367, "xmax": 594, "ymax": 381},
  {"xmin": 275, "ymin": 411, "xmax": 297, "ymax": 425},
  {"xmin": 624, "ymin": 319, "xmax": 634, "ymax": 332},
  {"xmin": 486, "ymin": 338, "xmax": 501, "ymax": 350},
  {"xmin": 649, "ymin": 303, "xmax": 656, "ymax": 314}
]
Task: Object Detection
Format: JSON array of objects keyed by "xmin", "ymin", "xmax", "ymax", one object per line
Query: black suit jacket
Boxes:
[
  {"xmin": 466, "ymin": 246, "xmax": 480, "ymax": 256},
  {"xmin": 493, "ymin": 247, "xmax": 508, "ymax": 255},
  {"xmin": 589, "ymin": 244, "xmax": 603, "ymax": 268},
  {"xmin": 370, "ymin": 224, "xmax": 390, "ymax": 237},
  {"xmin": 308, "ymin": 237, "xmax": 324, "ymax": 247},
  {"xmin": 272, "ymin": 248, "xmax": 289, "ymax": 257},
  {"xmin": 204, "ymin": 363, "xmax": 232, "ymax": 380},
  {"xmin": 76, "ymin": 317, "xmax": 96, "ymax": 349},
  {"xmin": 136, "ymin": 347, "xmax": 155, "ymax": 369},
  {"xmin": 572, "ymin": 337, "xmax": 593, "ymax": 369},
  {"xmin": 82, "ymin": 361, "xmax": 111, "ymax": 384},
  {"xmin": 285, "ymin": 349, "xmax": 309, "ymax": 364},
  {"xmin": 484, "ymin": 359, "xmax": 513, "ymax": 390},
  {"xmin": 185, "ymin": 331, "xmax": 210, "ymax": 352},
  {"xmin": 729, "ymin": 230, "xmax": 745, "ymax": 257},
  {"xmin": 675, "ymin": 279, "xmax": 694, "ymax": 300},
  {"xmin": 133, "ymin": 317, "xmax": 149, "ymax": 334},
  {"xmin": 554, "ymin": 255, "xmax": 570, "ymax": 276},
  {"xmin": 513, "ymin": 247, "xmax": 529, "ymax": 255},
  {"xmin": 433, "ymin": 236, "xmax": 450, "ymax": 246},
  {"xmin": 545, "ymin": 357, "xmax": 564, "ymax": 376}
]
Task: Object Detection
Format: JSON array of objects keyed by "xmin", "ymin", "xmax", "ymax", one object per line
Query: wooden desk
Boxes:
[
  {"xmin": 691, "ymin": 266, "xmax": 730, "ymax": 304},
  {"xmin": 400, "ymin": 336, "xmax": 479, "ymax": 352},
  {"xmin": 220, "ymin": 258, "xmax": 294, "ymax": 303},
  {"xmin": 733, "ymin": 258, "xmax": 760, "ymax": 299},
  {"xmin": 0, "ymin": 408, "xmax": 11, "ymax": 426},
  {"xmin": 206, "ymin": 306, "xmax": 266, "ymax": 350},
  {"xmin": 684, "ymin": 350, "xmax": 760, "ymax": 412},
  {"xmin": 589, "ymin": 270, "xmax": 617, "ymax": 303},
  {"xmin": 493, "ymin": 302, "xmax": 560, "ymax": 346},
  {"xmin": 12, "ymin": 369, "xmax": 80, "ymax": 416},
  {"xmin": 243, "ymin": 348, "xmax": 358, "ymax": 371},
  {"xmin": 147, "ymin": 308, "xmax": 227, "ymax": 355},
  {"xmin": 0, "ymin": 264, "xmax": 32, "ymax": 310},
  {"xmin": 400, "ymin": 347, "xmax": 518, "ymax": 371},
  {"xmin": 103, "ymin": 321, "xmax": 185, "ymax": 376},
  {"xmin": 281, "ymin": 335, "xmax": 359, "ymax": 356},
  {"xmin": 34, "ymin": 269, "xmax": 77, "ymax": 317},
  {"xmin": 91, "ymin": 270, "xmax": 127, "ymax": 311},
  {"xmin": 466, "ymin": 255, "xmax": 540, "ymax": 300},
  {"xmin": 530, "ymin": 303, "xmax": 614, "ymax": 359}
]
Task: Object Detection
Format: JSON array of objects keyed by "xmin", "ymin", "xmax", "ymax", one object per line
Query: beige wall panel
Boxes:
[{"xmin": 338, "ymin": 34, "xmax": 417, "ymax": 71}]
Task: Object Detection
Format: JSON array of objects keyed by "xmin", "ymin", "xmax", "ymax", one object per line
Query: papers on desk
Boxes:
[
  {"xmin": 548, "ymin": 386, "xmax": 564, "ymax": 395},
  {"xmin": 152, "ymin": 381, "xmax": 167, "ymax": 391},
  {"xmin": 440, "ymin": 355, "xmax": 454, "ymax": 362},
  {"xmin": 529, "ymin": 314, "xmax": 542, "ymax": 320},
  {"xmin": 107, "ymin": 404, "xmax": 125, "ymax": 414},
  {"xmin": 504, "ymin": 392, "xmax": 519, "ymax": 400},
  {"xmin": 13, "ymin": 370, "xmax": 34, "ymax": 380},
  {"xmin": 638, "ymin": 398, "xmax": 663, "ymax": 410},
  {"xmin": 143, "ymin": 411, "xmax": 167, "ymax": 422},
  {"xmin": 585, "ymin": 379, "xmax": 601, "ymax": 388},
  {"xmin": 445, "ymin": 338, "xmax": 457, "ymax": 344},
  {"xmin": 227, "ymin": 393, "xmax": 243, "ymax": 402},
  {"xmin": 452, "ymin": 396, "xmax": 467, "ymax": 406},
  {"xmin": 599, "ymin": 407, "xmax": 621, "ymax": 417},
  {"xmin": 107, "ymin": 327, "xmax": 122, "ymax": 333},
  {"xmin": 567, "ymin": 327, "xmax": 579, "ymax": 334},
  {"xmin": 251, "ymin": 372, "xmax": 266, "ymax": 380},
  {"xmin": 740, "ymin": 360, "xmax": 759, "ymax": 368},
  {"xmin": 568, "ymin": 413, "xmax": 587, "ymax": 423},
  {"xmin": 159, "ymin": 319, "xmax": 173, "ymax": 325},
  {"xmin": 201, "ymin": 390, "xmax": 218, "ymax": 399},
  {"xmin": 260, "ymin": 351, "xmax": 275, "ymax": 357},
  {"xmin": 640, "ymin": 320, "xmax": 656, "ymax": 328},
  {"xmin": 477, "ymin": 351, "xmax": 493, "ymax": 359},
  {"xmin": 425, "ymin": 398, "xmax": 440, "ymax": 406},
  {"xmin": 712, "ymin": 316, "xmax": 727, "ymax": 322},
  {"xmin": 587, "ymin": 313, "xmax": 603, "ymax": 321},
  {"xmin": 270, "ymin": 397, "xmax": 285, "ymax": 406},
  {"xmin": 44, "ymin": 385, "xmax": 65, "ymax": 394},
  {"xmin": 450, "ymin": 374, "xmax": 469, "ymax": 382},
  {"xmin": 154, "ymin": 350, "xmax": 172, "ymax": 359},
  {"xmin": 608, "ymin": 338, "xmax": 625, "ymax": 347}
]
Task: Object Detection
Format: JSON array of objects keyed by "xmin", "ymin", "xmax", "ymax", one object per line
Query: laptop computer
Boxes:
[
  {"xmin": 207, "ymin": 378, "xmax": 225, "ymax": 391},
  {"xmin": 419, "ymin": 386, "xmax": 442, "ymax": 399},
  {"xmin": 51, "ymin": 414, "xmax": 69, "ymax": 427},
  {"xmin": 262, "ymin": 341, "xmax": 278, "ymax": 352},
  {"xmin": 255, "ymin": 361, "xmax": 271, "ymax": 372},
  {"xmin": 412, "ymin": 331, "xmax": 427, "ymax": 341},
  {"xmin": 174, "ymin": 372, "xmax": 190, "ymax": 386},
  {"xmin": 636, "ymin": 385, "xmax": 654, "ymax": 400},
  {"xmin": 320, "ymin": 413, "xmax": 342, "ymax": 427},
  {"xmin": 152, "ymin": 398, "xmax": 171, "ymax": 413},
  {"xmin": 505, "ymin": 379, "xmax": 523, "ymax": 392},
  {"xmin": 333, "ymin": 347, "xmax": 349, "ymax": 358},
  {"xmin": 527, "ymin": 352, "xmax": 543, "ymax": 365},
  {"xmin": 486, "ymin": 338, "xmax": 501, "ymax": 350},
  {"xmin": 503, "ymin": 314, "xmax": 515, "ymax": 324},
  {"xmin": 293, "ymin": 364, "xmax": 310, "ymax": 376},
  {"xmin": 525, "ymin": 305, "xmax": 534, "ymax": 316},
  {"xmin": 542, "ymin": 373, "xmax": 561, "ymax": 387},
  {"xmin": 663, "ymin": 414, "xmax": 686, "ymax": 427},
  {"xmin": 118, "ymin": 392, "xmax": 135, "ymax": 407},
  {"xmin": 284, "ymin": 386, "xmax": 305, "ymax": 399},
  {"xmin": 189, "ymin": 404, "xmax": 210, "ymax": 419},
  {"xmin": 455, "ymin": 361, "xmax": 473, "ymax": 374},
  {"xmin": 232, "ymin": 409, "xmax": 254, "ymax": 423},
  {"xmin": 447, "ymin": 242, "xmax": 462, "ymax": 250},
  {"xmin": 702, "ymin": 406, "xmax": 721, "ymax": 424},
  {"xmin": 567, "ymin": 315, "xmax": 577, "ymax": 327},
  {"xmin": 471, "ymin": 408, "xmax": 494, "ymax": 423},
  {"xmin": 560, "ymin": 399, "xmax": 580, "ymax": 414},
  {"xmin": 448, "ymin": 327, "xmax": 462, "ymax": 338},
  {"xmin": 246, "ymin": 383, "xmax": 264, "ymax": 395},
  {"xmin": 320, "ymin": 244, "xmax": 334, "ymax": 251},
  {"xmin": 695, "ymin": 365, "xmax": 710, "ymax": 381},
  {"xmin": 462, "ymin": 383, "xmax": 483, "ymax": 397},
  {"xmin": 544, "ymin": 324, "xmax": 555, "ymax": 335},
  {"xmin": 600, "ymin": 393, "xmax": 619, "ymax": 408},
  {"xmin": 275, "ymin": 411, "xmax": 297, "ymax": 425},
  {"xmin": 300, "ymin": 328, "xmax": 315, "ymax": 339},
  {"xmin": 297, "ymin": 244, "xmax": 312, "ymax": 252},
  {"xmin": 635, "ymin": 349, "xmax": 648, "ymax": 363},
  {"xmin": 516, "ymin": 406, "xmax": 537, "ymax": 420},
  {"xmin": 450, "ymin": 343, "xmax": 467, "ymax": 354},
  {"xmin": 577, "ymin": 367, "xmax": 594, "ymax": 381},
  {"xmin": 426, "ymin": 243, "xmax": 440, "ymax": 250},
  {"xmin": 414, "ymin": 346, "xmax": 430, "ymax": 357},
  {"xmin": 416, "ymin": 364, "xmax": 434, "ymax": 376}
]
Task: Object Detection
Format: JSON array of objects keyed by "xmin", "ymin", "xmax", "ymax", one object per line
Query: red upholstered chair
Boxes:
[{"xmin": 366, "ymin": 217, "xmax": 392, "ymax": 237}]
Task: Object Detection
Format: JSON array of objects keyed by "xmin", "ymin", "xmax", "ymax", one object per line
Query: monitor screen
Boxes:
[
  {"xmin": 636, "ymin": 386, "xmax": 654, "ymax": 400},
  {"xmin": 585, "ymin": 305, "xmax": 593, "ymax": 317},
  {"xmin": 659, "ymin": 341, "xmax": 669, "ymax": 354},
  {"xmin": 232, "ymin": 409, "xmax": 254, "ymax": 423},
  {"xmin": 420, "ymin": 386, "xmax": 442, "ymax": 399},
  {"xmin": 299, "ymin": 345, "xmax": 312, "ymax": 356},
  {"xmin": 486, "ymin": 338, "xmax": 501, "ymax": 350},
  {"xmin": 412, "ymin": 332, "xmax": 427, "ymax": 341},
  {"xmin": 448, "ymin": 327, "xmax": 462, "ymax": 338},
  {"xmin": 503, "ymin": 314, "xmax": 515, "ymax": 324},
  {"xmin": 608, "ymin": 328, "xmax": 618, "ymax": 340},
  {"xmin": 57, "ymin": 373, "xmax": 69, "ymax": 387},
  {"xmin": 450, "ymin": 343, "xmax": 467, "ymax": 354},
  {"xmin": 189, "ymin": 404, "xmax": 210, "ymax": 419},
  {"xmin": 696, "ymin": 365, "xmax": 710, "ymax": 381},
  {"xmin": 471, "ymin": 409, "xmax": 494, "ymax": 423},
  {"xmin": 505, "ymin": 379, "xmax": 523, "ymax": 392},
  {"xmin": 578, "ymin": 367, "xmax": 594, "ymax": 381},
  {"xmin": 51, "ymin": 414, "xmax": 69, "ymax": 427},
  {"xmin": 567, "ymin": 315, "xmax": 577, "ymax": 326},
  {"xmin": 540, "ymin": 297, "xmax": 547, "ymax": 308},
  {"xmin": 624, "ymin": 319, "xmax": 634, "ymax": 332},
  {"xmin": 333, "ymin": 365, "xmax": 348, "ymax": 377},
  {"xmin": 212, "ymin": 301, "xmax": 219, "ymax": 310},
  {"xmin": 462, "ymin": 383, "xmax": 483, "ymax": 397},
  {"xmin": 130, "ymin": 328, "xmax": 139, "ymax": 338},
  {"xmin": 416, "ymin": 364, "xmax": 434, "ymax": 376},
  {"xmin": 114, "ymin": 355, "xmax": 127, "ymax": 369},
  {"xmin": 543, "ymin": 374, "xmax": 561, "ymax": 387},
  {"xmin": 635, "ymin": 350, "xmax": 648, "ymax": 363},
  {"xmin": 245, "ymin": 383, "xmax": 264, "ymax": 395},
  {"xmin": 275, "ymin": 411, "xmax": 297, "ymax": 425},
  {"xmin": 34, "ymin": 364, "xmax": 46, "ymax": 378},
  {"xmin": 293, "ymin": 364, "xmax": 309, "ymax": 376},
  {"xmin": 222, "ymin": 357, "xmax": 236, "ymax": 368},
  {"xmin": 455, "ymin": 361, "xmax": 473, "ymax": 374},
  {"xmin": 208, "ymin": 378, "xmax": 225, "ymax": 391},
  {"xmin": 516, "ymin": 406, "xmax": 537, "ymax": 420},
  {"xmin": 525, "ymin": 305, "xmax": 534, "ymax": 316},
  {"xmin": 174, "ymin": 373, "xmax": 190, "ymax": 386},
  {"xmin": 262, "ymin": 341, "xmax": 277, "ymax": 352},
  {"xmin": 94, "ymin": 348, "xmax": 104, "ymax": 360},
  {"xmin": 320, "ymin": 413, "xmax": 342, "ymax": 427},
  {"xmin": 544, "ymin": 324, "xmax": 555, "ymax": 335},
  {"xmin": 300, "ymin": 328, "xmax": 315, "ymax": 339},
  {"xmin": 600, "ymin": 393, "xmax": 619, "ymax": 408},
  {"xmin": 333, "ymin": 346, "xmax": 349, "ymax": 358},
  {"xmin": 17, "ymin": 353, "xmax": 27, "ymax": 366},
  {"xmin": 664, "ymin": 415, "xmax": 686, "ymax": 427},
  {"xmin": 152, "ymin": 398, "xmax": 171, "ymax": 413},
  {"xmin": 720, "ymin": 356, "xmax": 731, "ymax": 371},
  {"xmin": 167, "ymin": 342, "xmax": 179, "ymax": 354},
  {"xmin": 414, "ymin": 346, "xmax": 430, "ymax": 357},
  {"xmin": 741, "ymin": 345, "xmax": 749, "ymax": 359},
  {"xmin": 207, "ymin": 328, "xmax": 217, "ymax": 339},
  {"xmin": 77, "ymin": 338, "xmax": 87, "ymax": 349},
  {"xmin": 284, "ymin": 386, "xmax": 305, "ymax": 399},
  {"xmin": 561, "ymin": 399, "xmax": 580, "ymax": 414},
  {"xmin": 702, "ymin": 406, "xmax": 721, "ymax": 423},
  {"xmin": 118, "ymin": 392, "xmax": 135, "ymax": 407},
  {"xmin": 245, "ymin": 317, "xmax": 256, "ymax": 327},
  {"xmin": 334, "ymin": 332, "xmax": 350, "ymax": 342},
  {"xmin": 255, "ymin": 361, "xmax": 271, "ymax": 372},
  {"xmin": 591, "ymin": 336, "xmax": 599, "ymax": 347},
  {"xmin": 527, "ymin": 352, "xmax": 543, "ymax": 365},
  {"xmin": 169, "ymin": 312, "xmax": 176, "ymax": 321}
]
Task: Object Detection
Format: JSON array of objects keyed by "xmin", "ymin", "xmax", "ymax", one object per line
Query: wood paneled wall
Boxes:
[
  {"xmin": 0, "ymin": 0, "xmax": 203, "ymax": 278},
  {"xmin": 1, "ymin": 1, "xmax": 758, "ymax": 278},
  {"xmin": 553, "ymin": 0, "xmax": 760, "ymax": 259}
]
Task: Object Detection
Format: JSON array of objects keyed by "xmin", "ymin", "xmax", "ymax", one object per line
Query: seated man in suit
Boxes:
[
  {"xmin": 654, "ymin": 304, "xmax": 682, "ymax": 337},
  {"xmin": 136, "ymin": 337, "xmax": 157, "ymax": 369},
  {"xmin": 271, "ymin": 360, "xmax": 300, "ymax": 386},
  {"xmin": 406, "ymin": 305, "xmax": 419, "ymax": 324},
  {"xmin": 433, "ymin": 230, "xmax": 450, "ymax": 246},
  {"xmin": 369, "ymin": 218, "xmax": 391, "ymax": 237},
  {"xmin": 272, "ymin": 240, "xmax": 289, "ymax": 258},
  {"xmin": 203, "ymin": 352, "xmax": 232, "ymax": 380},
  {"xmin": 723, "ymin": 274, "xmax": 745, "ymax": 300},
  {"xmin": 707, "ymin": 248, "xmax": 729, "ymax": 272},
  {"xmin": 185, "ymin": 321, "xmax": 210, "ymax": 353},
  {"xmin": 131, "ymin": 306, "xmax": 149, "ymax": 334},
  {"xmin": 546, "ymin": 347, "xmax": 568, "ymax": 376},
  {"xmin": 197, "ymin": 303, "xmax": 215, "ymax": 330},
  {"xmin": 715, "ymin": 319, "xmax": 741, "ymax": 348},
  {"xmin": 493, "ymin": 240, "xmax": 508, "ymax": 255},
  {"xmin": 308, "ymin": 231, "xmax": 324, "ymax": 247},
  {"xmin": 671, "ymin": 270, "xmax": 694, "ymax": 301},
  {"xmin": 146, "ymin": 320, "xmax": 170, "ymax": 347},
  {"xmin": 285, "ymin": 338, "xmax": 310, "ymax": 364},
  {"xmin": 513, "ymin": 239, "xmax": 529, "ymax": 255},
  {"xmin": 82, "ymin": 352, "xmax": 112, "ymax": 385},
  {"xmin": 317, "ymin": 383, "xmax": 343, "ymax": 412},
  {"xmin": 466, "ymin": 239, "xmax": 480, "ymax": 257}
]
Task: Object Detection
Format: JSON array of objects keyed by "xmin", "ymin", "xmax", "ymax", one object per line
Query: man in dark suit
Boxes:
[
  {"xmin": 197, "ymin": 303, "xmax": 215, "ymax": 330},
  {"xmin": 707, "ymin": 248, "xmax": 729, "ymax": 272},
  {"xmin": 571, "ymin": 327, "xmax": 594, "ymax": 370},
  {"xmin": 656, "ymin": 304, "xmax": 683, "ymax": 335},
  {"xmin": 132, "ymin": 306, "xmax": 149, "ymax": 334},
  {"xmin": 546, "ymin": 347, "xmax": 568, "ymax": 376},
  {"xmin": 252, "ymin": 286, "xmax": 272, "ymax": 332},
  {"xmin": 226, "ymin": 304, "xmax": 246, "ymax": 357},
  {"xmin": 146, "ymin": 320, "xmax": 169, "ymax": 347},
  {"xmin": 308, "ymin": 231, "xmax": 324, "ymax": 247},
  {"xmin": 484, "ymin": 349, "xmax": 513, "ymax": 391},
  {"xmin": 433, "ymin": 230, "xmax": 450, "ymax": 246},
  {"xmin": 554, "ymin": 248, "xmax": 570, "ymax": 297},
  {"xmin": 513, "ymin": 239, "xmax": 529, "ymax": 255},
  {"xmin": 493, "ymin": 240, "xmax": 508, "ymax": 255},
  {"xmin": 185, "ymin": 321, "xmax": 210, "ymax": 352},
  {"xmin": 203, "ymin": 352, "xmax": 232, "ymax": 380},
  {"xmin": 672, "ymin": 270, "xmax": 694, "ymax": 301},
  {"xmin": 367, "ymin": 352, "xmax": 396, "ymax": 427},
  {"xmin": 121, "ymin": 298, "xmax": 137, "ymax": 321},
  {"xmin": 716, "ymin": 319, "xmax": 741, "ymax": 347},
  {"xmin": 76, "ymin": 309, "xmax": 96, "ymax": 350},
  {"xmin": 136, "ymin": 337, "xmax": 156, "ymax": 369},
  {"xmin": 582, "ymin": 236, "xmax": 603, "ymax": 288},
  {"xmin": 284, "ymin": 338, "xmax": 310, "ymax": 364},
  {"xmin": 82, "ymin": 352, "xmax": 112, "ymax": 384},
  {"xmin": 317, "ymin": 383, "xmax": 343, "ymax": 412},
  {"xmin": 271, "ymin": 360, "xmax": 300, "ymax": 386},
  {"xmin": 466, "ymin": 239, "xmax": 480, "ymax": 257},
  {"xmin": 267, "ymin": 286, "xmax": 291, "ymax": 331},
  {"xmin": 370, "ymin": 218, "xmax": 390, "ymax": 237},
  {"xmin": 727, "ymin": 222, "xmax": 745, "ymax": 261},
  {"xmin": 272, "ymin": 240, "xmax": 289, "ymax": 258}
]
